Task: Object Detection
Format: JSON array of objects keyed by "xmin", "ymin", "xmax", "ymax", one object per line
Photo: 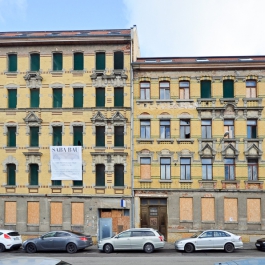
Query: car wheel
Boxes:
[
  {"xmin": 66, "ymin": 242, "xmax": 77, "ymax": 254},
  {"xmin": 104, "ymin": 243, "xmax": 113, "ymax": 254},
  {"xmin": 224, "ymin": 243, "xmax": 235, "ymax": 253},
  {"xmin": 144, "ymin": 243, "xmax": 154, "ymax": 253},
  {"xmin": 184, "ymin": 243, "xmax": 194, "ymax": 253},
  {"xmin": 0, "ymin": 243, "xmax": 6, "ymax": 252},
  {"xmin": 26, "ymin": 243, "xmax": 37, "ymax": 253}
]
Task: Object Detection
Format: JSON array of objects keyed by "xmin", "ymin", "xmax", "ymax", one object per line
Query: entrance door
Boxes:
[{"xmin": 99, "ymin": 218, "xmax": 112, "ymax": 241}]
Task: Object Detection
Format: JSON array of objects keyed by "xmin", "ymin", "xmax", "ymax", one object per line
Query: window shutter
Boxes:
[
  {"xmin": 114, "ymin": 126, "xmax": 124, "ymax": 147},
  {"xmin": 30, "ymin": 53, "xmax": 40, "ymax": 71},
  {"xmin": 223, "ymin": 80, "xmax": 234, "ymax": 98},
  {"xmin": 53, "ymin": 126, "xmax": 62, "ymax": 146},
  {"xmin": 30, "ymin": 127, "xmax": 39, "ymax": 147},
  {"xmin": 53, "ymin": 88, "xmax": 62, "ymax": 108},
  {"xmin": 114, "ymin": 164, "xmax": 124, "ymax": 186},
  {"xmin": 114, "ymin": 51, "xmax": 124, "ymax": 70},
  {"xmin": 96, "ymin": 52, "xmax": 105, "ymax": 70},
  {"xmin": 96, "ymin": 88, "xmax": 105, "ymax": 107},
  {"xmin": 8, "ymin": 54, "xmax": 17, "ymax": 72},
  {"xmin": 8, "ymin": 89, "xmax": 17, "ymax": 108},
  {"xmin": 74, "ymin": 88, "xmax": 83, "ymax": 107},
  {"xmin": 96, "ymin": 164, "xmax": 105, "ymax": 186},
  {"xmin": 53, "ymin": 53, "xmax": 62, "ymax": 71},
  {"xmin": 30, "ymin": 89, "xmax": 40, "ymax": 108},
  {"xmin": 96, "ymin": 126, "xmax": 105, "ymax": 147},
  {"xmin": 8, "ymin": 127, "xmax": 16, "ymax": 147},
  {"xmin": 200, "ymin": 80, "xmax": 211, "ymax": 98},
  {"xmin": 74, "ymin": 53, "xmax": 83, "ymax": 70},
  {"xmin": 7, "ymin": 164, "xmax": 16, "ymax": 185},
  {"xmin": 114, "ymin": 87, "xmax": 124, "ymax": 107},
  {"xmin": 30, "ymin": 164, "xmax": 39, "ymax": 185},
  {"xmin": 73, "ymin": 126, "xmax": 83, "ymax": 146}
]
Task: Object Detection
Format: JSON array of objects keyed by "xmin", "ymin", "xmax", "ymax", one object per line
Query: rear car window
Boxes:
[
  {"xmin": 56, "ymin": 232, "xmax": 70, "ymax": 237},
  {"xmin": 143, "ymin": 231, "xmax": 155, "ymax": 236},
  {"xmin": 7, "ymin": 232, "xmax": 20, "ymax": 236},
  {"xmin": 131, "ymin": 231, "xmax": 143, "ymax": 237}
]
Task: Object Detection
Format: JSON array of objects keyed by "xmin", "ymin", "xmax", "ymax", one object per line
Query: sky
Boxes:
[{"xmin": 1, "ymin": 0, "xmax": 265, "ymax": 57}]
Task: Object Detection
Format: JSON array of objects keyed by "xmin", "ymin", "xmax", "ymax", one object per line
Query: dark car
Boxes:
[
  {"xmin": 255, "ymin": 237, "xmax": 265, "ymax": 250},
  {"xmin": 22, "ymin": 230, "xmax": 93, "ymax": 254}
]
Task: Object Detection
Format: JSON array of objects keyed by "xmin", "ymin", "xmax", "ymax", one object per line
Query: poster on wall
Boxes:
[{"xmin": 50, "ymin": 146, "xmax": 82, "ymax": 180}]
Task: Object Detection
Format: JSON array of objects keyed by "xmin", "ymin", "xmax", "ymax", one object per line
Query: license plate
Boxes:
[
  {"xmin": 256, "ymin": 244, "xmax": 260, "ymax": 246},
  {"xmin": 14, "ymin": 237, "xmax": 19, "ymax": 240}
]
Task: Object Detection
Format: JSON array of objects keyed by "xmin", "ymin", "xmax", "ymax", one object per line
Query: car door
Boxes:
[
  {"xmin": 130, "ymin": 231, "xmax": 144, "ymax": 249},
  {"xmin": 196, "ymin": 231, "xmax": 215, "ymax": 249},
  {"xmin": 37, "ymin": 232, "xmax": 57, "ymax": 250},
  {"xmin": 53, "ymin": 232, "xmax": 70, "ymax": 250},
  {"xmin": 214, "ymin": 231, "xmax": 230, "ymax": 248},
  {"xmin": 112, "ymin": 231, "xmax": 131, "ymax": 250}
]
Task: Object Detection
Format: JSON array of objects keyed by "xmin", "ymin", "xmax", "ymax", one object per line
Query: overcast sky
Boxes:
[{"xmin": 1, "ymin": 0, "xmax": 265, "ymax": 57}]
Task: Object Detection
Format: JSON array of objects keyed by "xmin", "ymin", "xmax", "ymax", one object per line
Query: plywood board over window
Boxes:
[
  {"xmin": 5, "ymin": 201, "xmax": 16, "ymax": 224},
  {"xmin": 71, "ymin": 202, "xmax": 84, "ymax": 225},
  {"xmin": 201, "ymin": 197, "xmax": 215, "ymax": 221},
  {"xmin": 27, "ymin": 202, "xmax": 40, "ymax": 224},
  {"xmin": 180, "ymin": 198, "xmax": 193, "ymax": 221},
  {"xmin": 50, "ymin": 202, "xmax": 63, "ymax": 225},
  {"xmin": 247, "ymin": 198, "xmax": 261, "ymax": 222},
  {"xmin": 224, "ymin": 198, "xmax": 238, "ymax": 222}
]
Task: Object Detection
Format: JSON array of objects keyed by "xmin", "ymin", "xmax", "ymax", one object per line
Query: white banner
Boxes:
[{"xmin": 50, "ymin": 146, "xmax": 82, "ymax": 180}]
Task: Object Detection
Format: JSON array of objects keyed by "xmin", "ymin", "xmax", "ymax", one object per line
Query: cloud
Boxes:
[{"xmin": 123, "ymin": 0, "xmax": 265, "ymax": 57}]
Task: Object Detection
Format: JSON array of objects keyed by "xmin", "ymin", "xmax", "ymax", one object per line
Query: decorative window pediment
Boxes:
[
  {"xmin": 199, "ymin": 143, "xmax": 216, "ymax": 157},
  {"xmin": 23, "ymin": 152, "xmax": 42, "ymax": 172},
  {"xmin": 23, "ymin": 111, "xmax": 42, "ymax": 135},
  {"xmin": 244, "ymin": 143, "xmax": 263, "ymax": 158},
  {"xmin": 156, "ymin": 149, "xmax": 175, "ymax": 163},
  {"xmin": 111, "ymin": 111, "xmax": 127, "ymax": 123},
  {"xmin": 2, "ymin": 155, "xmax": 19, "ymax": 172},
  {"xmin": 136, "ymin": 149, "xmax": 155, "ymax": 163},
  {"xmin": 69, "ymin": 121, "xmax": 86, "ymax": 135},
  {"xmin": 3, "ymin": 122, "xmax": 19, "ymax": 136},
  {"xmin": 221, "ymin": 143, "xmax": 239, "ymax": 157},
  {"xmin": 24, "ymin": 72, "xmax": 43, "ymax": 88},
  {"xmin": 49, "ymin": 122, "xmax": 65, "ymax": 135},
  {"xmin": 91, "ymin": 111, "xmax": 107, "ymax": 124}
]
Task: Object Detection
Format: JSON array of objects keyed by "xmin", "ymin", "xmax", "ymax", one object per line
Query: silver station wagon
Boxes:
[{"xmin": 98, "ymin": 228, "xmax": 165, "ymax": 253}]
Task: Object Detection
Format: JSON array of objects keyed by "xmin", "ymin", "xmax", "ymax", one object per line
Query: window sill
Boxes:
[
  {"xmin": 221, "ymin": 180, "xmax": 239, "ymax": 183},
  {"xmin": 94, "ymin": 146, "xmax": 106, "ymax": 150},
  {"xmin": 3, "ymin": 185, "xmax": 17, "ymax": 188},
  {"xmin": 243, "ymin": 138, "xmax": 262, "ymax": 141},
  {"xmin": 94, "ymin": 186, "xmax": 106, "ymax": 189},
  {"xmin": 113, "ymin": 146, "xmax": 125, "ymax": 149},
  {"xmin": 71, "ymin": 70, "xmax": 85, "ymax": 73},
  {"xmin": 50, "ymin": 185, "xmax": 63, "ymax": 188},
  {"xmin": 5, "ymin": 71, "xmax": 19, "ymax": 75},
  {"xmin": 138, "ymin": 179, "xmax": 152, "ymax": 182},
  {"xmin": 136, "ymin": 139, "xmax": 154, "ymax": 144},
  {"xmin": 157, "ymin": 139, "xmax": 174, "ymax": 144},
  {"xmin": 176, "ymin": 99, "xmax": 194, "ymax": 103},
  {"xmin": 159, "ymin": 180, "xmax": 172, "ymax": 183},
  {"xmin": 244, "ymin": 180, "xmax": 263, "ymax": 184},
  {"xmin": 71, "ymin": 186, "xmax": 84, "ymax": 188},
  {"xmin": 49, "ymin": 70, "xmax": 64, "ymax": 74},
  {"xmin": 176, "ymin": 138, "xmax": 194, "ymax": 144},
  {"xmin": 113, "ymin": 186, "xmax": 126, "ymax": 189},
  {"xmin": 27, "ymin": 185, "xmax": 40, "ymax": 188},
  {"xmin": 5, "ymin": 147, "xmax": 17, "ymax": 150},
  {"xmin": 136, "ymin": 99, "xmax": 154, "ymax": 105},
  {"xmin": 156, "ymin": 99, "xmax": 174, "ymax": 104},
  {"xmin": 179, "ymin": 180, "xmax": 193, "ymax": 183}
]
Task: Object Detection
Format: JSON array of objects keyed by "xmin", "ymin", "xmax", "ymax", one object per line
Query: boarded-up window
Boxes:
[
  {"xmin": 201, "ymin": 197, "xmax": 215, "ymax": 221},
  {"xmin": 224, "ymin": 198, "xmax": 238, "ymax": 222},
  {"xmin": 71, "ymin": 202, "xmax": 84, "ymax": 225},
  {"xmin": 5, "ymin": 202, "xmax": 16, "ymax": 224},
  {"xmin": 247, "ymin": 198, "xmax": 261, "ymax": 222},
  {"xmin": 50, "ymin": 202, "xmax": 63, "ymax": 225},
  {"xmin": 180, "ymin": 198, "xmax": 193, "ymax": 221},
  {"xmin": 140, "ymin": 158, "xmax": 151, "ymax": 179},
  {"xmin": 27, "ymin": 202, "xmax": 39, "ymax": 224}
]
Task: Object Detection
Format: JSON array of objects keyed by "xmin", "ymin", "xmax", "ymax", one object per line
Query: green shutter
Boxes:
[
  {"xmin": 8, "ymin": 54, "xmax": 17, "ymax": 72},
  {"xmin": 74, "ymin": 88, "xmax": 83, "ymax": 107},
  {"xmin": 30, "ymin": 164, "xmax": 39, "ymax": 185},
  {"xmin": 96, "ymin": 164, "xmax": 105, "ymax": 186},
  {"xmin": 96, "ymin": 52, "xmax": 105, "ymax": 70},
  {"xmin": 114, "ymin": 165, "xmax": 124, "ymax": 186},
  {"xmin": 30, "ymin": 127, "xmax": 39, "ymax": 147},
  {"xmin": 223, "ymin": 80, "xmax": 234, "ymax": 98},
  {"xmin": 30, "ymin": 89, "xmax": 40, "ymax": 108},
  {"xmin": 200, "ymin": 80, "xmax": 211, "ymax": 98},
  {"xmin": 8, "ymin": 89, "xmax": 17, "ymax": 109},
  {"xmin": 53, "ymin": 126, "xmax": 62, "ymax": 146},
  {"xmin": 114, "ymin": 87, "xmax": 124, "ymax": 107},
  {"xmin": 53, "ymin": 88, "xmax": 62, "ymax": 107},
  {"xmin": 53, "ymin": 53, "xmax": 62, "ymax": 71},
  {"xmin": 73, "ymin": 126, "xmax": 83, "ymax": 146},
  {"xmin": 74, "ymin": 53, "xmax": 83, "ymax": 70},
  {"xmin": 114, "ymin": 51, "xmax": 124, "ymax": 70},
  {"xmin": 96, "ymin": 126, "xmax": 105, "ymax": 147},
  {"xmin": 7, "ymin": 164, "xmax": 16, "ymax": 185},
  {"xmin": 96, "ymin": 88, "xmax": 105, "ymax": 107},
  {"xmin": 114, "ymin": 126, "xmax": 124, "ymax": 147},
  {"xmin": 73, "ymin": 180, "xmax": 83, "ymax": 186},
  {"xmin": 52, "ymin": 180, "xmax": 62, "ymax": 186},
  {"xmin": 30, "ymin": 53, "xmax": 40, "ymax": 71},
  {"xmin": 8, "ymin": 127, "xmax": 16, "ymax": 147}
]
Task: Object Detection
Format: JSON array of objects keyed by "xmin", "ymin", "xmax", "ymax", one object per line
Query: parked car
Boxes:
[
  {"xmin": 255, "ymin": 237, "xmax": 265, "ymax": 251},
  {"xmin": 98, "ymin": 228, "xmax": 165, "ymax": 253},
  {"xmin": 214, "ymin": 258, "xmax": 265, "ymax": 265},
  {"xmin": 22, "ymin": 230, "xmax": 93, "ymax": 254},
  {"xmin": 175, "ymin": 230, "xmax": 243, "ymax": 253},
  {"xmin": 0, "ymin": 257, "xmax": 72, "ymax": 265},
  {"xmin": 0, "ymin": 229, "xmax": 22, "ymax": 252}
]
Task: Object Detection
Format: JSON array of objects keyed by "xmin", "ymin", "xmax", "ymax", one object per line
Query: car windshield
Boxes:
[{"xmin": 191, "ymin": 232, "xmax": 200, "ymax": 238}]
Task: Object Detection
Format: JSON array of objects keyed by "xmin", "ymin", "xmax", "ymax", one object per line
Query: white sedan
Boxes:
[
  {"xmin": 0, "ymin": 230, "xmax": 22, "ymax": 252},
  {"xmin": 175, "ymin": 230, "xmax": 243, "ymax": 253}
]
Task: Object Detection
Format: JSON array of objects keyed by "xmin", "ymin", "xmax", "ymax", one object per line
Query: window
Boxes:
[
  {"xmin": 96, "ymin": 88, "xmax": 105, "ymax": 107},
  {"xmin": 8, "ymin": 54, "xmax": 17, "ymax": 72},
  {"xmin": 30, "ymin": 127, "xmax": 39, "ymax": 147},
  {"xmin": 180, "ymin": 120, "xmax": 190, "ymax": 139},
  {"xmin": 201, "ymin": 120, "xmax": 211, "ymax": 138},
  {"xmin": 140, "ymin": 120, "xmax": 150, "ymax": 139},
  {"xmin": 73, "ymin": 52, "xmax": 83, "ymax": 71},
  {"xmin": 180, "ymin": 158, "xmax": 191, "ymax": 180},
  {"xmin": 7, "ymin": 127, "xmax": 16, "ymax": 147},
  {"xmin": 30, "ymin": 89, "xmax": 39, "ymax": 108},
  {"xmin": 160, "ymin": 120, "xmax": 170, "ymax": 139},
  {"xmin": 223, "ymin": 80, "xmax": 234, "ymax": 98},
  {"xmin": 73, "ymin": 88, "xmax": 83, "ymax": 108},
  {"xmin": 114, "ymin": 51, "xmax": 124, "ymax": 70},
  {"xmin": 159, "ymin": 82, "xmax": 170, "ymax": 99},
  {"xmin": 179, "ymin": 81, "xmax": 190, "ymax": 100},
  {"xmin": 202, "ymin": 158, "xmax": 212, "ymax": 180},
  {"xmin": 96, "ymin": 52, "xmax": 105, "ymax": 71},
  {"xmin": 53, "ymin": 126, "xmax": 62, "ymax": 146},
  {"xmin": 140, "ymin": 82, "xmax": 150, "ymax": 100},
  {"xmin": 96, "ymin": 164, "xmax": 105, "ymax": 186},
  {"xmin": 30, "ymin": 53, "xmax": 40, "ymax": 71},
  {"xmin": 114, "ymin": 87, "xmax": 124, "ymax": 107},
  {"xmin": 53, "ymin": 53, "xmax": 62, "ymax": 71},
  {"xmin": 247, "ymin": 120, "xmax": 257, "ymax": 138},
  {"xmin": 224, "ymin": 120, "xmax": 234, "ymax": 138},
  {"xmin": 140, "ymin": 157, "xmax": 151, "ymax": 180},
  {"xmin": 246, "ymin": 80, "xmax": 257, "ymax": 98},
  {"xmin": 114, "ymin": 126, "xmax": 124, "ymax": 147},
  {"xmin": 53, "ymin": 88, "xmax": 62, "ymax": 108},
  {"xmin": 200, "ymin": 80, "xmax": 211, "ymax": 98},
  {"xmin": 29, "ymin": 164, "xmax": 39, "ymax": 185},
  {"xmin": 73, "ymin": 180, "xmax": 83, "ymax": 186},
  {"xmin": 160, "ymin": 158, "xmax": 171, "ymax": 180},
  {"xmin": 248, "ymin": 159, "xmax": 258, "ymax": 180},
  {"xmin": 225, "ymin": 158, "xmax": 235, "ymax": 180},
  {"xmin": 73, "ymin": 126, "xmax": 83, "ymax": 146},
  {"xmin": 114, "ymin": 164, "xmax": 124, "ymax": 186},
  {"xmin": 52, "ymin": 180, "xmax": 61, "ymax": 186},
  {"xmin": 8, "ymin": 89, "xmax": 17, "ymax": 109},
  {"xmin": 7, "ymin": 164, "xmax": 16, "ymax": 185},
  {"xmin": 96, "ymin": 126, "xmax": 105, "ymax": 147}
]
